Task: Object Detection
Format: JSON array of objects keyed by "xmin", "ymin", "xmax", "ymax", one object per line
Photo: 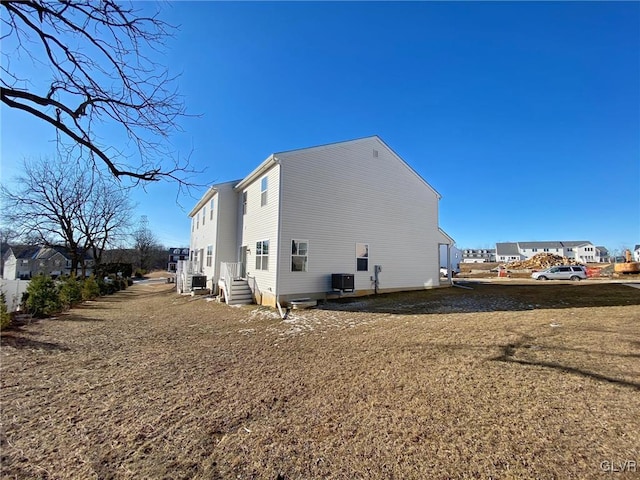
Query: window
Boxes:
[
  {"xmin": 255, "ymin": 240, "xmax": 269, "ymax": 270},
  {"xmin": 202, "ymin": 206, "xmax": 206, "ymax": 225},
  {"xmin": 210, "ymin": 198, "xmax": 214, "ymax": 220},
  {"xmin": 532, "ymin": 248, "xmax": 538, "ymax": 252},
  {"xmin": 196, "ymin": 212, "xmax": 200, "ymax": 229},
  {"xmin": 206, "ymin": 245, "xmax": 213, "ymax": 267},
  {"xmin": 291, "ymin": 240, "xmax": 308, "ymax": 272},
  {"xmin": 242, "ymin": 192, "xmax": 247, "ymax": 215},
  {"xmin": 356, "ymin": 243, "xmax": 369, "ymax": 271},
  {"xmin": 192, "ymin": 218, "xmax": 194, "ymax": 232},
  {"xmin": 261, "ymin": 177, "xmax": 268, "ymax": 206},
  {"xmin": 543, "ymin": 248, "xmax": 549, "ymax": 252}
]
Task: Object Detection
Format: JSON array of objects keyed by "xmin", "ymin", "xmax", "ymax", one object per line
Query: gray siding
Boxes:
[{"xmin": 276, "ymin": 137, "xmax": 441, "ymax": 297}]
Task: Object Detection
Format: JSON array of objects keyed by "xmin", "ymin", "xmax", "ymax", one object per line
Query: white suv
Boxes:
[{"xmin": 531, "ymin": 265, "xmax": 587, "ymax": 281}]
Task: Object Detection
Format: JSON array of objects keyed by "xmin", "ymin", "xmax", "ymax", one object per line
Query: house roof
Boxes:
[
  {"xmin": 634, "ymin": 245, "xmax": 640, "ymax": 251},
  {"xmin": 518, "ymin": 241, "xmax": 564, "ymax": 249},
  {"xmin": 12, "ymin": 245, "xmax": 41, "ymax": 259},
  {"xmin": 9, "ymin": 245, "xmax": 92, "ymax": 261},
  {"xmin": 495, "ymin": 242, "xmax": 520, "ymax": 256},
  {"xmin": 438, "ymin": 228, "xmax": 455, "ymax": 245}
]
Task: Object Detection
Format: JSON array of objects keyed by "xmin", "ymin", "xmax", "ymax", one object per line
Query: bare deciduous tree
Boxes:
[
  {"xmin": 1, "ymin": 0, "xmax": 195, "ymax": 185},
  {"xmin": 131, "ymin": 215, "xmax": 162, "ymax": 272},
  {"xmin": 1, "ymin": 157, "xmax": 134, "ymax": 274}
]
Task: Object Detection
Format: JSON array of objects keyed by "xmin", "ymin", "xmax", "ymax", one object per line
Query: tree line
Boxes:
[{"xmin": 1, "ymin": 158, "xmax": 172, "ymax": 275}]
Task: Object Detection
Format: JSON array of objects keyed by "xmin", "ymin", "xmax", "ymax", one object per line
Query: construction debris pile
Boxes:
[{"xmin": 503, "ymin": 253, "xmax": 582, "ymax": 270}]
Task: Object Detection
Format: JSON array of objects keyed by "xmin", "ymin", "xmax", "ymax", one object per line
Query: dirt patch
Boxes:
[{"xmin": 1, "ymin": 282, "xmax": 639, "ymax": 479}]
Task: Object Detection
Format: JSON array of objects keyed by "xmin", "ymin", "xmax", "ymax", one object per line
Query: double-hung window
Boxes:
[
  {"xmin": 261, "ymin": 177, "xmax": 268, "ymax": 206},
  {"xmin": 291, "ymin": 240, "xmax": 308, "ymax": 272},
  {"xmin": 206, "ymin": 245, "xmax": 213, "ymax": 267},
  {"xmin": 256, "ymin": 240, "xmax": 269, "ymax": 270},
  {"xmin": 210, "ymin": 198, "xmax": 215, "ymax": 220},
  {"xmin": 242, "ymin": 192, "xmax": 248, "ymax": 215},
  {"xmin": 356, "ymin": 243, "xmax": 369, "ymax": 271}
]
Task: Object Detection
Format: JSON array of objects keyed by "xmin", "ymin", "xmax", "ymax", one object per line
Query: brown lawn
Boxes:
[{"xmin": 1, "ymin": 280, "xmax": 639, "ymax": 479}]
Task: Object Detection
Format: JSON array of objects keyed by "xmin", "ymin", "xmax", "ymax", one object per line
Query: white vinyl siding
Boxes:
[
  {"xmin": 238, "ymin": 164, "xmax": 280, "ymax": 295},
  {"xmin": 277, "ymin": 137, "xmax": 441, "ymax": 296},
  {"xmin": 188, "ymin": 181, "xmax": 239, "ymax": 289}
]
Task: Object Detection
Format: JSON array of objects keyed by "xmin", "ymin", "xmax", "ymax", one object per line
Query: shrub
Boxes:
[
  {"xmin": 82, "ymin": 276, "xmax": 101, "ymax": 301},
  {"xmin": 0, "ymin": 292, "xmax": 10, "ymax": 330},
  {"xmin": 59, "ymin": 276, "xmax": 83, "ymax": 308},
  {"xmin": 98, "ymin": 275, "xmax": 118, "ymax": 296},
  {"xmin": 25, "ymin": 275, "xmax": 62, "ymax": 317}
]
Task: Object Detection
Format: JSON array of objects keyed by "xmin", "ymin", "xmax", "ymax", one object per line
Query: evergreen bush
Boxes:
[
  {"xmin": 25, "ymin": 275, "xmax": 62, "ymax": 317},
  {"xmin": 0, "ymin": 292, "xmax": 10, "ymax": 330},
  {"xmin": 59, "ymin": 276, "xmax": 83, "ymax": 308},
  {"xmin": 82, "ymin": 276, "xmax": 101, "ymax": 301}
]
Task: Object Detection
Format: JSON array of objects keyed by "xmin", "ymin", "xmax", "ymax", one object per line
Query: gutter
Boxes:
[{"xmin": 234, "ymin": 154, "xmax": 278, "ymax": 192}]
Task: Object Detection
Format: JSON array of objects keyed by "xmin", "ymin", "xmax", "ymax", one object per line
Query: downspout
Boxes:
[
  {"xmin": 447, "ymin": 244, "xmax": 453, "ymax": 285},
  {"xmin": 273, "ymin": 156, "xmax": 286, "ymax": 319}
]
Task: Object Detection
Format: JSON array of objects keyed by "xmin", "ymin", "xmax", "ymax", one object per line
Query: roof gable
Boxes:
[
  {"xmin": 496, "ymin": 242, "xmax": 520, "ymax": 255},
  {"xmin": 271, "ymin": 135, "xmax": 441, "ymax": 199}
]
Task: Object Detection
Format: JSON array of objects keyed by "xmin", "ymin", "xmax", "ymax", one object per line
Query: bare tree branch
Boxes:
[
  {"xmin": 1, "ymin": 156, "xmax": 134, "ymax": 274},
  {"xmin": 1, "ymin": 0, "xmax": 200, "ymax": 186}
]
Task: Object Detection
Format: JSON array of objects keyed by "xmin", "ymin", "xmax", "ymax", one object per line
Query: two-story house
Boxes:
[
  {"xmin": 187, "ymin": 136, "xmax": 454, "ymax": 307},
  {"xmin": 2, "ymin": 245, "xmax": 93, "ymax": 279},
  {"xmin": 495, "ymin": 241, "xmax": 608, "ymax": 263}
]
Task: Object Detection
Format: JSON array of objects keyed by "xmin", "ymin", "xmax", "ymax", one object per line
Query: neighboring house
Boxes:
[
  {"xmin": 440, "ymin": 244, "xmax": 462, "ymax": 273},
  {"xmin": 461, "ymin": 249, "xmax": 496, "ymax": 263},
  {"xmin": 495, "ymin": 242, "xmax": 524, "ymax": 263},
  {"xmin": 167, "ymin": 247, "xmax": 190, "ymax": 273},
  {"xmin": 0, "ymin": 243, "xmax": 10, "ymax": 278},
  {"xmin": 633, "ymin": 245, "xmax": 640, "ymax": 263},
  {"xmin": 2, "ymin": 245, "xmax": 93, "ymax": 280},
  {"xmin": 187, "ymin": 136, "xmax": 453, "ymax": 306},
  {"xmin": 495, "ymin": 241, "xmax": 608, "ymax": 263}
]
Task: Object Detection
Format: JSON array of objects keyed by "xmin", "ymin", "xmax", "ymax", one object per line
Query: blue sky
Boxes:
[{"xmin": 2, "ymin": 1, "xmax": 639, "ymax": 252}]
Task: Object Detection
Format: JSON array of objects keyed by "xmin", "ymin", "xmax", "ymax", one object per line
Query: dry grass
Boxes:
[{"xmin": 1, "ymin": 280, "xmax": 639, "ymax": 479}]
